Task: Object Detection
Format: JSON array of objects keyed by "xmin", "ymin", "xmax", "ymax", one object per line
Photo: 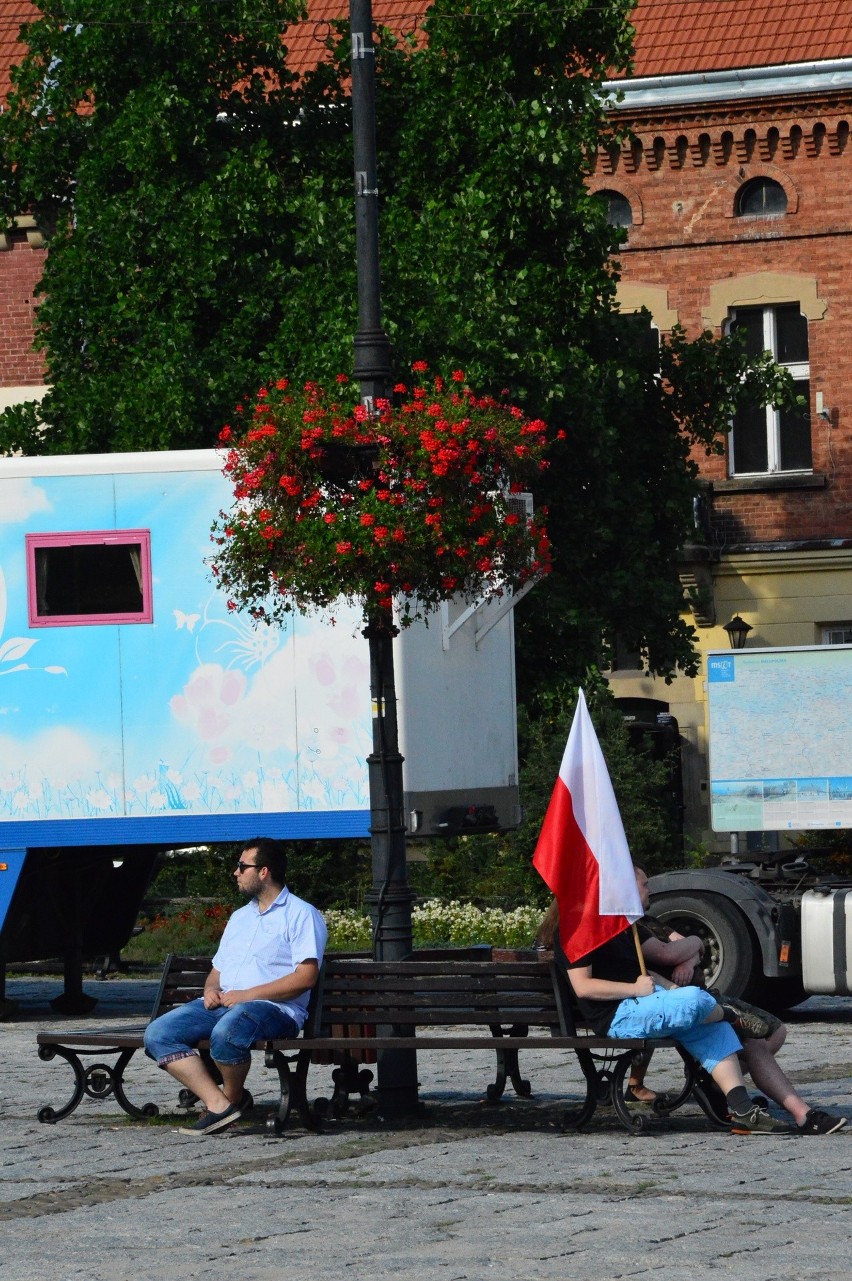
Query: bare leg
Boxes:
[
  {"xmin": 628, "ymin": 1050, "xmax": 657, "ymax": 1101},
  {"xmin": 162, "ymin": 1053, "xmax": 229, "ymax": 1113},
  {"xmin": 709, "ymin": 1052, "xmax": 748, "ymax": 1094},
  {"xmin": 741, "ymin": 1033, "xmax": 809, "ymax": 1126},
  {"xmin": 216, "ymin": 1060, "xmax": 251, "ymax": 1106}
]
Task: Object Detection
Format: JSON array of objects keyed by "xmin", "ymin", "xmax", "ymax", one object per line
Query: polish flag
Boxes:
[{"xmin": 533, "ymin": 689, "xmax": 643, "ymax": 961}]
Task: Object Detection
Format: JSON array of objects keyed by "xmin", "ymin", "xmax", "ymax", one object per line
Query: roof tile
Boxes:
[
  {"xmin": 629, "ymin": 0, "xmax": 852, "ymax": 76},
  {"xmin": 2, "ymin": 0, "xmax": 851, "ymax": 106},
  {"xmin": 0, "ymin": 2, "xmax": 35, "ymax": 102}
]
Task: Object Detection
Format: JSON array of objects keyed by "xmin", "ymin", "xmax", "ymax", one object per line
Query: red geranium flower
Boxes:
[{"xmin": 212, "ymin": 367, "xmax": 553, "ymax": 628}]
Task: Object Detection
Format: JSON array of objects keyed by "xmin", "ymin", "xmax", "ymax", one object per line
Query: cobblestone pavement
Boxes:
[{"xmin": 2, "ymin": 977, "xmax": 852, "ymax": 1281}]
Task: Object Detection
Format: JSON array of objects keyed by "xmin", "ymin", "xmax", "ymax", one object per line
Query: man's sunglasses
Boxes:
[{"xmin": 236, "ymin": 860, "xmax": 260, "ymax": 873}]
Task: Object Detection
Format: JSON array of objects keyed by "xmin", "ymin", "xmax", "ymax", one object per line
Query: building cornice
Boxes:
[
  {"xmin": 603, "ymin": 59, "xmax": 852, "ymax": 113},
  {"xmin": 715, "ymin": 544, "xmax": 852, "ymax": 576},
  {"xmin": 0, "ymin": 214, "xmax": 45, "ymax": 250}
]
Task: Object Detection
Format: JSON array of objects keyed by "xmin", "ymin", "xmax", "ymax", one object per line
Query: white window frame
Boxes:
[
  {"xmin": 728, "ymin": 303, "xmax": 810, "ymax": 477},
  {"xmin": 822, "ymin": 623, "xmax": 852, "ymax": 646}
]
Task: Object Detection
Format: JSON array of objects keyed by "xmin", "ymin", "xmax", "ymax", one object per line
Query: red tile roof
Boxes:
[
  {"xmin": 0, "ymin": 2, "xmax": 35, "ymax": 102},
  {"xmin": 284, "ymin": 0, "xmax": 418, "ymax": 76},
  {"xmin": 628, "ymin": 0, "xmax": 852, "ymax": 77},
  {"xmin": 286, "ymin": 0, "xmax": 852, "ymax": 78},
  {"xmin": 2, "ymin": 0, "xmax": 851, "ymax": 106}
]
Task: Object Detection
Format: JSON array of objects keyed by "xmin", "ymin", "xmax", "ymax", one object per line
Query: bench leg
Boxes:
[
  {"xmin": 265, "ymin": 1047, "xmax": 323, "ymax": 1134},
  {"xmin": 37, "ymin": 1046, "xmax": 159, "ymax": 1123},
  {"xmin": 649, "ymin": 1045, "xmax": 697, "ymax": 1119},
  {"xmin": 486, "ymin": 1025, "xmax": 532, "ymax": 1103},
  {"xmin": 561, "ymin": 1047, "xmax": 602, "ymax": 1131},
  {"xmin": 609, "ymin": 1048, "xmax": 660, "ymax": 1133},
  {"xmin": 312, "ymin": 1054, "xmax": 375, "ymax": 1120},
  {"xmin": 609, "ymin": 1046, "xmax": 706, "ymax": 1134}
]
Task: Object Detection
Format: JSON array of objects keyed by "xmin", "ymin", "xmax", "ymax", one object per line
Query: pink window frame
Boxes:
[{"xmin": 25, "ymin": 529, "xmax": 154, "ymax": 627}]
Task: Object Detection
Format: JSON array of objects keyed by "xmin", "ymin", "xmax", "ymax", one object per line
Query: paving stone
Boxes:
[{"xmin": 2, "ymin": 978, "xmax": 851, "ymax": 1281}]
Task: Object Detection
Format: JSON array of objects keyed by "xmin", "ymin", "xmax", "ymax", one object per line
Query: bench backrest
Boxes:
[
  {"xmin": 150, "ymin": 951, "xmax": 579, "ymax": 1038},
  {"xmin": 151, "ymin": 954, "xmax": 212, "ymax": 1018},
  {"xmin": 317, "ymin": 958, "xmax": 566, "ymax": 1033}
]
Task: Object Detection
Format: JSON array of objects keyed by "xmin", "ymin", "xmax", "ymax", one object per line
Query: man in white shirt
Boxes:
[{"xmin": 143, "ymin": 837, "xmax": 327, "ymax": 1136}]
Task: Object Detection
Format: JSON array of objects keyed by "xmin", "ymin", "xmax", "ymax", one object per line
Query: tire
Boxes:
[
  {"xmin": 649, "ymin": 892, "xmax": 756, "ymax": 998},
  {"xmin": 758, "ymin": 976, "xmax": 808, "ymax": 1015}
]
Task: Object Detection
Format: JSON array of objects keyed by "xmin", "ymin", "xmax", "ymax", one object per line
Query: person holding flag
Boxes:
[{"xmin": 533, "ymin": 689, "xmax": 788, "ymax": 1135}]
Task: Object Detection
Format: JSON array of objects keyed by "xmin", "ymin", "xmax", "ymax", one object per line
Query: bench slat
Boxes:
[
  {"xmin": 325, "ymin": 977, "xmax": 554, "ymax": 994},
  {"xmin": 321, "ymin": 991, "xmax": 558, "ymax": 1008}
]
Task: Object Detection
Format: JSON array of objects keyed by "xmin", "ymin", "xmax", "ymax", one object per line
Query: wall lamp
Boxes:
[{"xmin": 723, "ymin": 614, "xmax": 753, "ymax": 650}]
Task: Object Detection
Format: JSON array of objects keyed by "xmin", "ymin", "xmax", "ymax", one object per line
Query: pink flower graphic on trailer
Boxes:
[
  {"xmin": 304, "ymin": 648, "xmax": 369, "ymax": 751},
  {"xmin": 170, "ymin": 663, "xmax": 247, "ymax": 761}
]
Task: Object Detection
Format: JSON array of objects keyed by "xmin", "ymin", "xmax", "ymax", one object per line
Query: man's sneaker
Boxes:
[
  {"xmin": 179, "ymin": 1099, "xmax": 243, "ymax": 1137},
  {"xmin": 729, "ymin": 1102, "xmax": 791, "ymax": 1135},
  {"xmin": 719, "ymin": 998, "xmax": 771, "ymax": 1040},
  {"xmin": 797, "ymin": 1109, "xmax": 847, "ymax": 1135},
  {"xmin": 238, "ymin": 1090, "xmax": 254, "ymax": 1114},
  {"xmin": 710, "ymin": 991, "xmax": 782, "ymax": 1039}
]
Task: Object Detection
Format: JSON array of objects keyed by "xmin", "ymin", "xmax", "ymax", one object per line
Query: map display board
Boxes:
[{"xmin": 707, "ymin": 645, "xmax": 852, "ymax": 832}]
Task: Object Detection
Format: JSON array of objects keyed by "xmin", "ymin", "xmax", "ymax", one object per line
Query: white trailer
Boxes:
[{"xmin": 0, "ymin": 449, "xmax": 519, "ymax": 979}]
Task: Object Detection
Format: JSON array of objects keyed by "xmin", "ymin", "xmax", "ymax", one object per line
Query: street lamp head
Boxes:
[{"xmin": 723, "ymin": 613, "xmax": 753, "ymax": 650}]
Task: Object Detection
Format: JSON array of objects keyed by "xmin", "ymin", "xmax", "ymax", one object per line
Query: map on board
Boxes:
[{"xmin": 707, "ymin": 645, "xmax": 852, "ymax": 832}]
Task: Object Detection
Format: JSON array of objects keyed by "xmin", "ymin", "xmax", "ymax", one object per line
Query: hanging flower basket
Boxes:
[
  {"xmin": 314, "ymin": 440, "xmax": 381, "ymax": 485},
  {"xmin": 211, "ymin": 364, "xmax": 557, "ymax": 628}
]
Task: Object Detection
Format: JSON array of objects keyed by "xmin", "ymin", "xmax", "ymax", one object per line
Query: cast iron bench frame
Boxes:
[{"xmin": 36, "ymin": 951, "xmax": 728, "ymax": 1134}]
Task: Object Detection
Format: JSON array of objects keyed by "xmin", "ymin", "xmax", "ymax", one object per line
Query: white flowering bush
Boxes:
[
  {"xmin": 323, "ymin": 908, "xmax": 373, "ymax": 952},
  {"xmin": 323, "ymin": 900, "xmax": 542, "ymax": 952}
]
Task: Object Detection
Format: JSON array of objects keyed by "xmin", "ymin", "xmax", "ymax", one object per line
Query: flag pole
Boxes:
[{"xmin": 631, "ymin": 924, "xmax": 647, "ymax": 976}]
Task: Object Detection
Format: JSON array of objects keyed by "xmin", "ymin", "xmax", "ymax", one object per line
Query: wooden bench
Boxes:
[
  {"xmin": 36, "ymin": 951, "xmax": 727, "ymax": 1134},
  {"xmin": 35, "ymin": 953, "xmax": 326, "ymax": 1134}
]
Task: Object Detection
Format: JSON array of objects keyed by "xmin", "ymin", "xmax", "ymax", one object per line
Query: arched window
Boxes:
[
  {"xmin": 598, "ymin": 189, "xmax": 633, "ymax": 228},
  {"xmin": 736, "ymin": 178, "xmax": 787, "ymax": 217}
]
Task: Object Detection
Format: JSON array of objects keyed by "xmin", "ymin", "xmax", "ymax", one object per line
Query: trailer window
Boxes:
[{"xmin": 26, "ymin": 530, "xmax": 153, "ymax": 627}]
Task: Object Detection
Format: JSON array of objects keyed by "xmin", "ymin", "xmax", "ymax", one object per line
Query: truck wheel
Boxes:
[
  {"xmin": 758, "ymin": 977, "xmax": 807, "ymax": 1014},
  {"xmin": 649, "ymin": 893, "xmax": 755, "ymax": 998}
]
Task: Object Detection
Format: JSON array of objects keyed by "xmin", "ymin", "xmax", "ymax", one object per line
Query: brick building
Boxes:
[
  {"xmin": 0, "ymin": 1, "xmax": 46, "ymax": 414},
  {"xmin": 1, "ymin": 0, "xmax": 850, "ymax": 848},
  {"xmin": 597, "ymin": 0, "xmax": 852, "ymax": 851}
]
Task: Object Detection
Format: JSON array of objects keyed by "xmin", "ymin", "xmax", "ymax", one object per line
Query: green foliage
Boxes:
[
  {"xmin": 282, "ymin": 839, "xmax": 372, "ymax": 910},
  {"xmin": 0, "ymin": 0, "xmax": 799, "ymax": 687},
  {"xmin": 792, "ymin": 830, "xmax": 852, "ymax": 875},
  {"xmin": 145, "ymin": 845, "xmax": 243, "ymax": 903},
  {"xmin": 513, "ymin": 316, "xmax": 800, "ymax": 700},
  {"xmin": 123, "ymin": 898, "xmax": 544, "ymax": 962},
  {"xmin": 144, "ymin": 839, "xmax": 371, "ymax": 911},
  {"xmin": 123, "ymin": 901, "xmax": 235, "ymax": 962},
  {"xmin": 0, "ymin": 0, "xmax": 310, "ymax": 453}
]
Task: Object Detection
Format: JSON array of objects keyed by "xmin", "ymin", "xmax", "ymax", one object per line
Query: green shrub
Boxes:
[
  {"xmin": 144, "ymin": 840, "xmax": 370, "ymax": 911},
  {"xmin": 411, "ymin": 900, "xmax": 542, "ymax": 948},
  {"xmin": 323, "ymin": 908, "xmax": 373, "ymax": 952},
  {"xmin": 122, "ymin": 904, "xmax": 235, "ymax": 963},
  {"xmin": 122, "ymin": 899, "xmax": 545, "ymax": 964}
]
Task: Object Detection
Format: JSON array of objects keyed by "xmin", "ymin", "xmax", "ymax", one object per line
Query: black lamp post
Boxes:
[
  {"xmin": 723, "ymin": 614, "xmax": 753, "ymax": 650},
  {"xmin": 349, "ymin": 0, "xmax": 419, "ymax": 1116}
]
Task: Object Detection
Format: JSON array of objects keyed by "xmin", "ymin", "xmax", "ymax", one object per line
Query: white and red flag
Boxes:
[{"xmin": 533, "ymin": 688, "xmax": 643, "ymax": 961}]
